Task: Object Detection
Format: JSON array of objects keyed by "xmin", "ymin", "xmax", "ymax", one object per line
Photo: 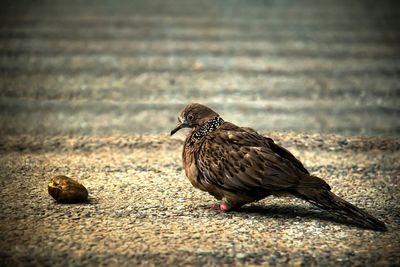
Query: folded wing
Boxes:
[{"xmin": 196, "ymin": 128, "xmax": 307, "ymax": 194}]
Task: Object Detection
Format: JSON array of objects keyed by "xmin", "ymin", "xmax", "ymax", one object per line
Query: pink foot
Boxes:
[{"xmin": 210, "ymin": 202, "xmax": 233, "ymax": 212}]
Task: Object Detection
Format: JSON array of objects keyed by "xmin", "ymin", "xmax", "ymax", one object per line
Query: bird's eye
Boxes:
[{"xmin": 187, "ymin": 114, "xmax": 194, "ymax": 121}]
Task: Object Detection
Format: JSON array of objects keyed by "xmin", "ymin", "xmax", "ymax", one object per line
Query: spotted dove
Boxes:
[{"xmin": 171, "ymin": 103, "xmax": 386, "ymax": 231}]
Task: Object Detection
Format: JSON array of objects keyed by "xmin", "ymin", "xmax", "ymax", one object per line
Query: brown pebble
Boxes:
[{"xmin": 48, "ymin": 175, "xmax": 88, "ymax": 203}]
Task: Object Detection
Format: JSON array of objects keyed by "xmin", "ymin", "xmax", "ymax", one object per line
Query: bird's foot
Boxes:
[{"xmin": 210, "ymin": 202, "xmax": 240, "ymax": 212}]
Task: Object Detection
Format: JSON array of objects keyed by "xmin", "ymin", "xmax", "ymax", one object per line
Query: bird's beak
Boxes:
[
  {"xmin": 171, "ymin": 116, "xmax": 190, "ymax": 136},
  {"xmin": 170, "ymin": 122, "xmax": 189, "ymax": 135}
]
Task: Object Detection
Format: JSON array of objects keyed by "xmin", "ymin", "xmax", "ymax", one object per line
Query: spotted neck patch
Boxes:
[{"xmin": 189, "ymin": 116, "xmax": 224, "ymax": 145}]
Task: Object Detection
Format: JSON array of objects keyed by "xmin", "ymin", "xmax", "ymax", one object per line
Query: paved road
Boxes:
[
  {"xmin": 0, "ymin": 133, "xmax": 399, "ymax": 266},
  {"xmin": 0, "ymin": 0, "xmax": 399, "ymax": 136}
]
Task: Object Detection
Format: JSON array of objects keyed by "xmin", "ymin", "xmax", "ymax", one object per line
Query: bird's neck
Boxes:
[{"xmin": 188, "ymin": 116, "xmax": 224, "ymax": 145}]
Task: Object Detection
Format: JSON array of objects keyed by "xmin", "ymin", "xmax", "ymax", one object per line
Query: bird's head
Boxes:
[{"xmin": 170, "ymin": 103, "xmax": 220, "ymax": 135}]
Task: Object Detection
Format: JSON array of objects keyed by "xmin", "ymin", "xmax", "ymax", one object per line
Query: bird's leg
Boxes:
[
  {"xmin": 210, "ymin": 202, "xmax": 240, "ymax": 212},
  {"xmin": 210, "ymin": 202, "xmax": 230, "ymax": 211}
]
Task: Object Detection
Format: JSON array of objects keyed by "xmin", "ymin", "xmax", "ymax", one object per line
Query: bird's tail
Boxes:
[{"xmin": 294, "ymin": 185, "xmax": 387, "ymax": 231}]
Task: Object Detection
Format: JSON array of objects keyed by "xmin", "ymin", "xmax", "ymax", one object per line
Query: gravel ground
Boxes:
[
  {"xmin": 1, "ymin": 1, "xmax": 399, "ymax": 266},
  {"xmin": 0, "ymin": 133, "xmax": 399, "ymax": 266}
]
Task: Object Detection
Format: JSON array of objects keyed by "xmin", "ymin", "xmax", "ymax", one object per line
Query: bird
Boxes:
[{"xmin": 170, "ymin": 103, "xmax": 387, "ymax": 231}]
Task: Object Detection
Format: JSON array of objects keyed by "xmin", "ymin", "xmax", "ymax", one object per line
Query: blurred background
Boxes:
[{"xmin": 0, "ymin": 0, "xmax": 399, "ymax": 136}]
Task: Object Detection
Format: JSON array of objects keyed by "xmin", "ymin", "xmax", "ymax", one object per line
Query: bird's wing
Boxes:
[
  {"xmin": 196, "ymin": 130, "xmax": 303, "ymax": 193},
  {"xmin": 226, "ymin": 123, "xmax": 309, "ymax": 174},
  {"xmin": 263, "ymin": 137, "xmax": 309, "ymax": 174}
]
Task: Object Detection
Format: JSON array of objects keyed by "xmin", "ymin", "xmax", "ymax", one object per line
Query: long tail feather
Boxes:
[{"xmin": 294, "ymin": 187, "xmax": 387, "ymax": 231}]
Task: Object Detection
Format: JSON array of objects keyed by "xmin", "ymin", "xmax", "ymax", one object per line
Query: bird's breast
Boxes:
[{"xmin": 183, "ymin": 144, "xmax": 202, "ymax": 188}]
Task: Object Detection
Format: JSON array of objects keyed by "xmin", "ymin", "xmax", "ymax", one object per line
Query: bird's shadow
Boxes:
[{"xmin": 203, "ymin": 203, "xmax": 384, "ymax": 231}]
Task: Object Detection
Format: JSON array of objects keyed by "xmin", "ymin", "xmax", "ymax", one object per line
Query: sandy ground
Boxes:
[{"xmin": 0, "ymin": 133, "xmax": 399, "ymax": 266}]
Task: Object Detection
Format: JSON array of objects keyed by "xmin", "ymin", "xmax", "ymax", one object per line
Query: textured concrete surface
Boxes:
[
  {"xmin": 1, "ymin": 0, "xmax": 400, "ymax": 266},
  {"xmin": 0, "ymin": 133, "xmax": 399, "ymax": 266},
  {"xmin": 0, "ymin": 0, "xmax": 399, "ymax": 136}
]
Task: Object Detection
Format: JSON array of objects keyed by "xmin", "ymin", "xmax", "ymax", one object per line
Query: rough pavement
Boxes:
[
  {"xmin": 0, "ymin": 0, "xmax": 399, "ymax": 136},
  {"xmin": 0, "ymin": 133, "xmax": 399, "ymax": 266},
  {"xmin": 1, "ymin": 0, "xmax": 400, "ymax": 266}
]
